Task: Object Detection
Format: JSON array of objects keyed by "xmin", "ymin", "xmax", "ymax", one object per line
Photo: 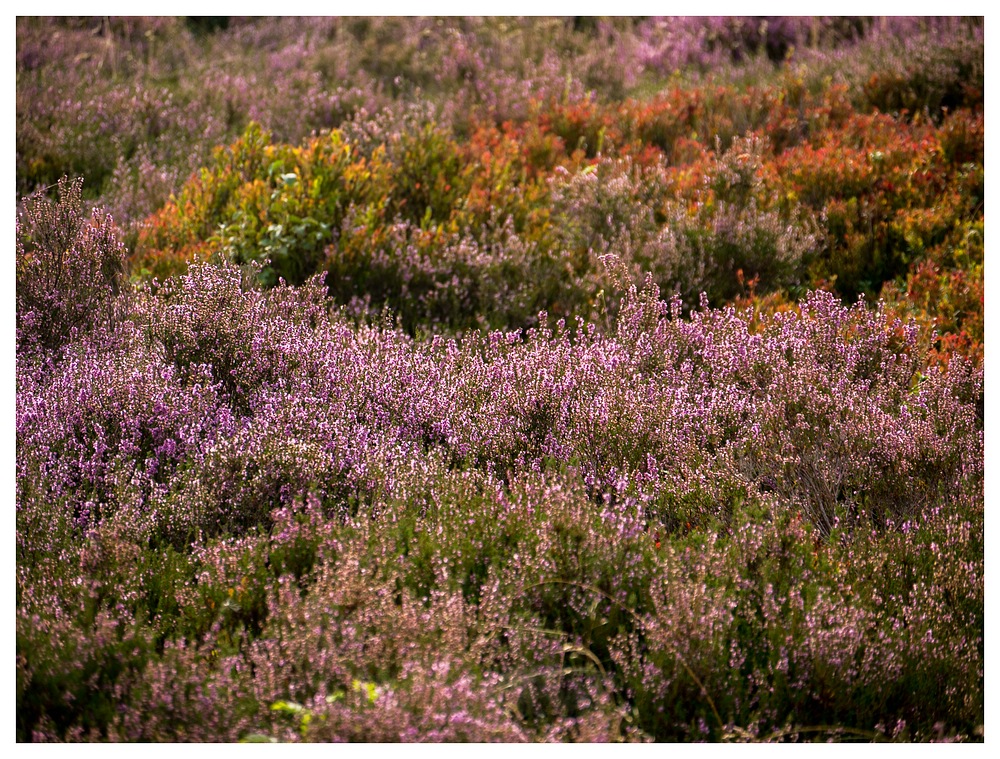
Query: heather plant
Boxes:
[
  {"xmin": 16, "ymin": 596, "xmax": 153, "ymax": 742},
  {"xmin": 804, "ymin": 18, "xmax": 983, "ymax": 118},
  {"xmin": 15, "ymin": 323, "xmax": 225, "ymax": 549},
  {"xmin": 132, "ymin": 84, "xmax": 982, "ymax": 346},
  {"xmin": 329, "ymin": 213, "xmax": 587, "ymax": 333},
  {"xmin": 551, "ymin": 135, "xmax": 817, "ymax": 307},
  {"xmin": 16, "ymin": 18, "xmax": 388, "ymax": 216},
  {"xmin": 18, "ymin": 16, "xmax": 982, "ymax": 235},
  {"xmin": 17, "ymin": 248, "xmax": 983, "ymax": 740},
  {"xmin": 543, "ymin": 95, "xmax": 983, "ymax": 338},
  {"xmin": 16, "ymin": 15, "xmax": 984, "ymax": 744},
  {"xmin": 651, "ymin": 18, "xmax": 983, "ymax": 121},
  {"xmin": 22, "ymin": 443, "xmax": 981, "ymax": 741},
  {"xmin": 112, "ymin": 16, "xmax": 983, "ymax": 356},
  {"xmin": 16, "ymin": 177, "xmax": 128, "ymax": 356},
  {"xmin": 631, "ymin": 16, "xmax": 875, "ymax": 77}
]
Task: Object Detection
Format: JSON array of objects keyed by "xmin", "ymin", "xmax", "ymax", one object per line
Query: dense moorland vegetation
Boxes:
[{"xmin": 16, "ymin": 17, "xmax": 983, "ymax": 742}]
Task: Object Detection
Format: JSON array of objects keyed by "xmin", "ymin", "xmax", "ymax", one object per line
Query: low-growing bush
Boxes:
[
  {"xmin": 17, "ymin": 254, "xmax": 982, "ymax": 740},
  {"xmin": 16, "ymin": 177, "xmax": 128, "ymax": 356},
  {"xmin": 130, "ymin": 90, "xmax": 982, "ymax": 357},
  {"xmin": 550, "ymin": 135, "xmax": 817, "ymax": 306},
  {"xmin": 16, "ymin": 15, "xmax": 984, "ymax": 744}
]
